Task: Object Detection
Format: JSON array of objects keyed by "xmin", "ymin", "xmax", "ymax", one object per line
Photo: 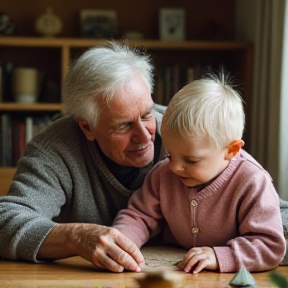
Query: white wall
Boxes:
[
  {"xmin": 235, "ymin": 0, "xmax": 288, "ymax": 199},
  {"xmin": 279, "ymin": 2, "xmax": 288, "ymax": 200}
]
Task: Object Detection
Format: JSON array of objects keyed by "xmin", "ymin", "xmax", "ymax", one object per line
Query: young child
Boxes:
[{"xmin": 112, "ymin": 71, "xmax": 285, "ymax": 274}]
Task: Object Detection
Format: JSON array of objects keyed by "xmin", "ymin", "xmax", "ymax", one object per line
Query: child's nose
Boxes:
[{"xmin": 168, "ymin": 159, "xmax": 183, "ymax": 175}]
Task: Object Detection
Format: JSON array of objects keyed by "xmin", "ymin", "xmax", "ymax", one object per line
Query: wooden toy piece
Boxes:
[
  {"xmin": 229, "ymin": 266, "xmax": 256, "ymax": 287},
  {"xmin": 135, "ymin": 269, "xmax": 184, "ymax": 288}
]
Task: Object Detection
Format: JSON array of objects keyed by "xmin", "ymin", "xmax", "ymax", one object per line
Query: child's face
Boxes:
[{"xmin": 162, "ymin": 132, "xmax": 230, "ymax": 187}]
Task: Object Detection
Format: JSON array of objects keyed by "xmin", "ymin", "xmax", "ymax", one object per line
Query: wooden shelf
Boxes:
[
  {"xmin": 0, "ymin": 36, "xmax": 252, "ymax": 50},
  {"xmin": 0, "ymin": 103, "xmax": 62, "ymax": 112},
  {"xmin": 0, "ymin": 37, "xmax": 253, "ymax": 80}
]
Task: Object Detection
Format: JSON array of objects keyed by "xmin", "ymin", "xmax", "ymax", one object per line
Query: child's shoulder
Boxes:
[
  {"xmin": 153, "ymin": 157, "xmax": 170, "ymax": 170},
  {"xmin": 238, "ymin": 149, "xmax": 272, "ymax": 180},
  {"xmin": 147, "ymin": 158, "xmax": 174, "ymax": 184},
  {"xmin": 149, "ymin": 158, "xmax": 171, "ymax": 176}
]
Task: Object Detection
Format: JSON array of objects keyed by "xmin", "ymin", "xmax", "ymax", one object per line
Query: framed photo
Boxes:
[
  {"xmin": 159, "ymin": 8, "xmax": 185, "ymax": 41},
  {"xmin": 80, "ymin": 9, "xmax": 117, "ymax": 38}
]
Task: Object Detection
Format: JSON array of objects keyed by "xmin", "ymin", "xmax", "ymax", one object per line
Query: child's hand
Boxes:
[{"xmin": 178, "ymin": 246, "xmax": 219, "ymax": 274}]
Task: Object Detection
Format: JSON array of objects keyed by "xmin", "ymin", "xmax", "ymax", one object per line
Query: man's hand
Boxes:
[
  {"xmin": 37, "ymin": 223, "xmax": 144, "ymax": 273},
  {"xmin": 178, "ymin": 246, "xmax": 219, "ymax": 274}
]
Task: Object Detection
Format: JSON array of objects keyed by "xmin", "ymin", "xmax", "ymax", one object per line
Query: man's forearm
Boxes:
[
  {"xmin": 36, "ymin": 222, "xmax": 145, "ymax": 273},
  {"xmin": 37, "ymin": 223, "xmax": 77, "ymax": 260}
]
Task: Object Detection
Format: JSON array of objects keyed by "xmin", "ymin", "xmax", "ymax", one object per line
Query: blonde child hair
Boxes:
[{"xmin": 161, "ymin": 71, "xmax": 245, "ymax": 149}]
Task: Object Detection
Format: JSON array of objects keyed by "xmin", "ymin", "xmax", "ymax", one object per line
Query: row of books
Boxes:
[
  {"xmin": 0, "ymin": 113, "xmax": 57, "ymax": 167},
  {"xmin": 152, "ymin": 63, "xmax": 215, "ymax": 105}
]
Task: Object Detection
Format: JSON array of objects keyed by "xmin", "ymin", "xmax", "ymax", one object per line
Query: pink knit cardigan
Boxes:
[{"xmin": 113, "ymin": 150, "xmax": 286, "ymax": 272}]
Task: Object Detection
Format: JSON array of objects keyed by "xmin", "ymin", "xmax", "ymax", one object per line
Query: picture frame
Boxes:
[
  {"xmin": 159, "ymin": 8, "xmax": 185, "ymax": 41},
  {"xmin": 80, "ymin": 9, "xmax": 117, "ymax": 38}
]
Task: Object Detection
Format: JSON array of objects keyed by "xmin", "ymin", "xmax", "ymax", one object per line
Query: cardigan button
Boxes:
[
  {"xmin": 191, "ymin": 200, "xmax": 198, "ymax": 207},
  {"xmin": 192, "ymin": 227, "xmax": 199, "ymax": 234}
]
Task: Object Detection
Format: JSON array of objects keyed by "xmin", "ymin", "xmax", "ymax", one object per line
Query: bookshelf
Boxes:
[
  {"xmin": 0, "ymin": 37, "xmax": 253, "ymax": 195},
  {"xmin": 0, "ymin": 0, "xmax": 253, "ymax": 194}
]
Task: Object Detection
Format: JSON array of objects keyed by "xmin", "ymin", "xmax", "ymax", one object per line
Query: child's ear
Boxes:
[
  {"xmin": 224, "ymin": 140, "xmax": 245, "ymax": 160},
  {"xmin": 77, "ymin": 117, "xmax": 95, "ymax": 141}
]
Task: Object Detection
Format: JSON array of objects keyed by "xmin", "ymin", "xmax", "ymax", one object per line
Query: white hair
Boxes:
[
  {"xmin": 161, "ymin": 71, "xmax": 245, "ymax": 148},
  {"xmin": 62, "ymin": 40, "xmax": 154, "ymax": 127}
]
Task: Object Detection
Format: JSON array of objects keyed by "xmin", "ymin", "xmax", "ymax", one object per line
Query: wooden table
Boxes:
[{"xmin": 0, "ymin": 246, "xmax": 287, "ymax": 288}]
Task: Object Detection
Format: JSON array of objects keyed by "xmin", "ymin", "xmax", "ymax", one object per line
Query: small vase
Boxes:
[{"xmin": 35, "ymin": 7, "xmax": 62, "ymax": 37}]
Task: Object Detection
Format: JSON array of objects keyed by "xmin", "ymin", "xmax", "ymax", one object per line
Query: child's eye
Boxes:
[{"xmin": 185, "ymin": 159, "xmax": 198, "ymax": 164}]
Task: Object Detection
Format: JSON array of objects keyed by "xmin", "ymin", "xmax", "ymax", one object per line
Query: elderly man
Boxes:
[{"xmin": 0, "ymin": 41, "xmax": 167, "ymax": 272}]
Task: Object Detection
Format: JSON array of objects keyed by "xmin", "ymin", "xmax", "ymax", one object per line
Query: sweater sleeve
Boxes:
[
  {"xmin": 0, "ymin": 138, "xmax": 71, "ymax": 262},
  {"xmin": 112, "ymin": 163, "xmax": 164, "ymax": 248},
  {"xmin": 214, "ymin": 167, "xmax": 286, "ymax": 272}
]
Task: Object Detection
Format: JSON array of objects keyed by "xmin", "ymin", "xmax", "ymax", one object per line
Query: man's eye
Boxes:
[
  {"xmin": 142, "ymin": 112, "xmax": 153, "ymax": 120},
  {"xmin": 117, "ymin": 123, "xmax": 130, "ymax": 131}
]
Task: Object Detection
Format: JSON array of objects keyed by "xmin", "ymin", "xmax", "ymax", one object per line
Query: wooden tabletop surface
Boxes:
[{"xmin": 0, "ymin": 246, "xmax": 287, "ymax": 288}]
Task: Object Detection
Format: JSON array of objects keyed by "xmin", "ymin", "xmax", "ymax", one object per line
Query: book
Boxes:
[
  {"xmin": 1, "ymin": 114, "xmax": 11, "ymax": 166},
  {"xmin": 25, "ymin": 116, "xmax": 33, "ymax": 144}
]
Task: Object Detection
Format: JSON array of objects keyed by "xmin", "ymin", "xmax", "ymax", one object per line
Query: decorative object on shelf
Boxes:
[
  {"xmin": 159, "ymin": 8, "xmax": 185, "ymax": 41},
  {"xmin": 80, "ymin": 9, "xmax": 117, "ymax": 38},
  {"xmin": 0, "ymin": 12, "xmax": 16, "ymax": 35},
  {"xmin": 35, "ymin": 7, "xmax": 62, "ymax": 37},
  {"xmin": 12, "ymin": 67, "xmax": 39, "ymax": 103}
]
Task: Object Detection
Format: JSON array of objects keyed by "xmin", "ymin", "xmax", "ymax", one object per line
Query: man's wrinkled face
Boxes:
[{"xmin": 80, "ymin": 75, "xmax": 156, "ymax": 167}]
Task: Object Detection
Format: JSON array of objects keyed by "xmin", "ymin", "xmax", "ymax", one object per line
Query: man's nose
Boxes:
[{"xmin": 132, "ymin": 122, "xmax": 151, "ymax": 143}]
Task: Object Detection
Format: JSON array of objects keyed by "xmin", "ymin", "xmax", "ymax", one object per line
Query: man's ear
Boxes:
[
  {"xmin": 77, "ymin": 117, "xmax": 95, "ymax": 141},
  {"xmin": 224, "ymin": 140, "xmax": 245, "ymax": 160}
]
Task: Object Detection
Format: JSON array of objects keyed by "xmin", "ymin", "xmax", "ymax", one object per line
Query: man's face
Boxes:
[{"xmin": 81, "ymin": 75, "xmax": 156, "ymax": 167}]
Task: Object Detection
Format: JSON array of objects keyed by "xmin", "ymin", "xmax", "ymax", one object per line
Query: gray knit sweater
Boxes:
[{"xmin": 0, "ymin": 110, "xmax": 167, "ymax": 262}]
